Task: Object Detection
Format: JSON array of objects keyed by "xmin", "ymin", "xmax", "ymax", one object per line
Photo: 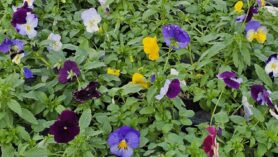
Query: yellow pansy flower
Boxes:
[
  {"xmin": 143, "ymin": 36, "xmax": 159, "ymax": 61},
  {"xmin": 132, "ymin": 73, "xmax": 149, "ymax": 88},
  {"xmin": 246, "ymin": 27, "xmax": 267, "ymax": 44},
  {"xmin": 107, "ymin": 68, "xmax": 120, "ymax": 77},
  {"xmin": 234, "ymin": 1, "xmax": 243, "ymax": 13}
]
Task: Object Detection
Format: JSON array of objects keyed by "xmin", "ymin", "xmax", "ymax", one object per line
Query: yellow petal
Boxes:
[
  {"xmin": 255, "ymin": 27, "xmax": 267, "ymax": 44},
  {"xmin": 246, "ymin": 30, "xmax": 256, "ymax": 42},
  {"xmin": 132, "ymin": 73, "xmax": 149, "ymax": 88},
  {"xmin": 107, "ymin": 68, "xmax": 120, "ymax": 77},
  {"xmin": 148, "ymin": 52, "xmax": 159, "ymax": 61},
  {"xmin": 234, "ymin": 1, "xmax": 243, "ymax": 13},
  {"xmin": 143, "ymin": 36, "xmax": 160, "ymax": 60}
]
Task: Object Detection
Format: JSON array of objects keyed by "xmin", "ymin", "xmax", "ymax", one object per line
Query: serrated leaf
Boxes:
[
  {"xmin": 7, "ymin": 100, "xmax": 22, "ymax": 116},
  {"xmin": 254, "ymin": 64, "xmax": 272, "ymax": 87},
  {"xmin": 79, "ymin": 108, "xmax": 92, "ymax": 129}
]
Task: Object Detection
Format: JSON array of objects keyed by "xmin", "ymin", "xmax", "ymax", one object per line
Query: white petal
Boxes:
[
  {"xmin": 86, "ymin": 25, "xmax": 99, "ymax": 33},
  {"xmin": 170, "ymin": 68, "xmax": 179, "ymax": 76},
  {"xmin": 155, "ymin": 80, "xmax": 171, "ymax": 100},
  {"xmin": 242, "ymin": 96, "xmax": 253, "ymax": 121},
  {"xmin": 269, "ymin": 105, "xmax": 278, "ymax": 120},
  {"xmin": 27, "ymin": 29, "xmax": 37, "ymax": 39},
  {"xmin": 16, "ymin": 24, "xmax": 27, "ymax": 35}
]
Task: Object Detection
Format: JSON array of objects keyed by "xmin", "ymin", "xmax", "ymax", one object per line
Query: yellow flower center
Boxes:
[
  {"xmin": 88, "ymin": 20, "xmax": 95, "ymax": 27},
  {"xmin": 118, "ymin": 140, "xmax": 128, "ymax": 150},
  {"xmin": 26, "ymin": 25, "xmax": 31, "ymax": 31},
  {"xmin": 271, "ymin": 63, "xmax": 277, "ymax": 70}
]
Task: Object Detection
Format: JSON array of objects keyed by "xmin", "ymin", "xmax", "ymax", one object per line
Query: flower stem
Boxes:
[
  {"xmin": 163, "ymin": 48, "xmax": 171, "ymax": 72},
  {"xmin": 210, "ymin": 87, "xmax": 225, "ymax": 125}
]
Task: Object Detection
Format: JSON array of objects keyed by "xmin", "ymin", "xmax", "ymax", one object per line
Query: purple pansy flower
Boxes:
[
  {"xmin": 217, "ymin": 71, "xmax": 242, "ymax": 89},
  {"xmin": 251, "ymin": 84, "xmax": 274, "ymax": 108},
  {"xmin": 265, "ymin": 54, "xmax": 278, "ymax": 77},
  {"xmin": 155, "ymin": 79, "xmax": 181, "ymax": 100},
  {"xmin": 0, "ymin": 38, "xmax": 24, "ymax": 53},
  {"xmin": 162, "ymin": 24, "xmax": 190, "ymax": 50},
  {"xmin": 73, "ymin": 81, "xmax": 101, "ymax": 103},
  {"xmin": 23, "ymin": 67, "xmax": 33, "ymax": 79},
  {"xmin": 58, "ymin": 60, "xmax": 81, "ymax": 84},
  {"xmin": 245, "ymin": 6, "xmax": 258, "ymax": 23},
  {"xmin": 11, "ymin": 2, "xmax": 32, "ymax": 28},
  {"xmin": 49, "ymin": 110, "xmax": 80, "ymax": 143},
  {"xmin": 108, "ymin": 126, "xmax": 140, "ymax": 157}
]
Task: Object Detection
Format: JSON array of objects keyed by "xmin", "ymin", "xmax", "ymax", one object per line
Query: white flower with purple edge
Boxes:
[
  {"xmin": 16, "ymin": 12, "xmax": 38, "ymax": 39},
  {"xmin": 265, "ymin": 54, "xmax": 278, "ymax": 77},
  {"xmin": 81, "ymin": 8, "xmax": 101, "ymax": 33}
]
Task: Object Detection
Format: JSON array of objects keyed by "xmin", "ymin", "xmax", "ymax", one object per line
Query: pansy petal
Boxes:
[
  {"xmin": 125, "ymin": 132, "xmax": 140, "ymax": 148},
  {"xmin": 166, "ymin": 79, "xmax": 181, "ymax": 99},
  {"xmin": 108, "ymin": 132, "xmax": 121, "ymax": 147},
  {"xmin": 122, "ymin": 147, "xmax": 133, "ymax": 157},
  {"xmin": 245, "ymin": 20, "xmax": 261, "ymax": 32},
  {"xmin": 59, "ymin": 110, "xmax": 79, "ymax": 124},
  {"xmin": 223, "ymin": 78, "xmax": 241, "ymax": 89},
  {"xmin": 110, "ymin": 145, "xmax": 123, "ymax": 156},
  {"xmin": 217, "ymin": 71, "xmax": 236, "ymax": 79}
]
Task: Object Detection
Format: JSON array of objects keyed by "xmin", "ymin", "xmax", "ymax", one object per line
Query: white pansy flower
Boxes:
[
  {"xmin": 155, "ymin": 80, "xmax": 171, "ymax": 100},
  {"xmin": 16, "ymin": 13, "xmax": 38, "ymax": 39},
  {"xmin": 81, "ymin": 8, "xmax": 101, "ymax": 33},
  {"xmin": 265, "ymin": 57, "xmax": 278, "ymax": 77},
  {"xmin": 242, "ymin": 96, "xmax": 253, "ymax": 121},
  {"xmin": 265, "ymin": 6, "xmax": 278, "ymax": 16},
  {"xmin": 48, "ymin": 33, "xmax": 63, "ymax": 52}
]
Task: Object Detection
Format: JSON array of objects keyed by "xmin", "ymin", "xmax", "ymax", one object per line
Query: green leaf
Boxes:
[
  {"xmin": 146, "ymin": 86, "xmax": 157, "ymax": 104},
  {"xmin": 199, "ymin": 42, "xmax": 226, "ymax": 61},
  {"xmin": 19, "ymin": 109, "xmax": 38, "ymax": 125},
  {"xmin": 140, "ymin": 106, "xmax": 155, "ymax": 114},
  {"xmin": 79, "ymin": 108, "xmax": 92, "ymax": 129},
  {"xmin": 7, "ymin": 100, "xmax": 22, "ymax": 116},
  {"xmin": 214, "ymin": 111, "xmax": 229, "ymax": 123},
  {"xmin": 24, "ymin": 148, "xmax": 48, "ymax": 157},
  {"xmin": 230, "ymin": 115, "xmax": 246, "ymax": 125},
  {"xmin": 254, "ymin": 64, "xmax": 272, "ymax": 87},
  {"xmin": 121, "ymin": 83, "xmax": 142, "ymax": 96},
  {"xmin": 252, "ymin": 108, "xmax": 264, "ymax": 122},
  {"xmin": 84, "ymin": 61, "xmax": 106, "ymax": 70},
  {"xmin": 270, "ymin": 91, "xmax": 278, "ymax": 100}
]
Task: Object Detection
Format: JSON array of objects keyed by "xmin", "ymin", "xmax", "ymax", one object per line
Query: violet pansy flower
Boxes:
[
  {"xmin": 11, "ymin": 2, "xmax": 32, "ymax": 28},
  {"xmin": 202, "ymin": 127, "xmax": 219, "ymax": 157},
  {"xmin": 73, "ymin": 81, "xmax": 101, "ymax": 103},
  {"xmin": 0, "ymin": 38, "xmax": 24, "ymax": 53},
  {"xmin": 265, "ymin": 54, "xmax": 278, "ymax": 77},
  {"xmin": 108, "ymin": 126, "xmax": 140, "ymax": 157},
  {"xmin": 16, "ymin": 12, "xmax": 38, "ymax": 39},
  {"xmin": 155, "ymin": 79, "xmax": 181, "ymax": 100},
  {"xmin": 251, "ymin": 84, "xmax": 274, "ymax": 108},
  {"xmin": 217, "ymin": 71, "xmax": 242, "ymax": 89},
  {"xmin": 58, "ymin": 60, "xmax": 81, "ymax": 84},
  {"xmin": 49, "ymin": 110, "xmax": 80, "ymax": 143},
  {"xmin": 23, "ymin": 67, "xmax": 34, "ymax": 79},
  {"xmin": 162, "ymin": 24, "xmax": 190, "ymax": 50}
]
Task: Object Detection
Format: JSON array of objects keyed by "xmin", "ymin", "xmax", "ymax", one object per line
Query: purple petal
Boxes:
[
  {"xmin": 73, "ymin": 81, "xmax": 101, "ymax": 103},
  {"xmin": 166, "ymin": 79, "xmax": 181, "ymax": 99},
  {"xmin": 11, "ymin": 2, "xmax": 32, "ymax": 28},
  {"xmin": 245, "ymin": 6, "xmax": 258, "ymax": 23},
  {"xmin": 245, "ymin": 20, "xmax": 261, "ymax": 32},
  {"xmin": 150, "ymin": 75, "xmax": 156, "ymax": 82},
  {"xmin": 223, "ymin": 78, "xmax": 241, "ymax": 89},
  {"xmin": 263, "ymin": 90, "xmax": 274, "ymax": 108},
  {"xmin": 251, "ymin": 84, "xmax": 265, "ymax": 105},
  {"xmin": 110, "ymin": 145, "xmax": 124, "ymax": 156},
  {"xmin": 125, "ymin": 132, "xmax": 140, "ymax": 148},
  {"xmin": 58, "ymin": 60, "xmax": 80, "ymax": 84},
  {"xmin": 23, "ymin": 67, "xmax": 33, "ymax": 79},
  {"xmin": 58, "ymin": 110, "xmax": 79, "ymax": 124},
  {"xmin": 121, "ymin": 147, "xmax": 133, "ymax": 157},
  {"xmin": 0, "ymin": 38, "xmax": 13, "ymax": 53},
  {"xmin": 236, "ymin": 14, "xmax": 246, "ymax": 23},
  {"xmin": 108, "ymin": 132, "xmax": 121, "ymax": 147},
  {"xmin": 12, "ymin": 39, "xmax": 24, "ymax": 51},
  {"xmin": 217, "ymin": 71, "xmax": 236, "ymax": 79},
  {"xmin": 58, "ymin": 67, "xmax": 69, "ymax": 84}
]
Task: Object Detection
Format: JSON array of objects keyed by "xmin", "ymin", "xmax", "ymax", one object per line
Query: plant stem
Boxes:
[
  {"xmin": 210, "ymin": 87, "xmax": 225, "ymax": 125},
  {"xmin": 163, "ymin": 48, "xmax": 171, "ymax": 72}
]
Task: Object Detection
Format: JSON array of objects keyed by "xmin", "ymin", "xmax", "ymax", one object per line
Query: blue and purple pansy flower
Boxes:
[
  {"xmin": 155, "ymin": 79, "xmax": 181, "ymax": 100},
  {"xmin": 108, "ymin": 126, "xmax": 140, "ymax": 157},
  {"xmin": 217, "ymin": 71, "xmax": 242, "ymax": 89},
  {"xmin": 251, "ymin": 84, "xmax": 274, "ymax": 108},
  {"xmin": 0, "ymin": 38, "xmax": 24, "ymax": 54},
  {"xmin": 162, "ymin": 24, "xmax": 190, "ymax": 50}
]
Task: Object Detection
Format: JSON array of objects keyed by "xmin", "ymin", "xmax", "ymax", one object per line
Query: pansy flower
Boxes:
[
  {"xmin": 202, "ymin": 127, "xmax": 219, "ymax": 157},
  {"xmin": 0, "ymin": 38, "xmax": 24, "ymax": 54},
  {"xmin": 150, "ymin": 74, "xmax": 156, "ymax": 82},
  {"xmin": 257, "ymin": 0, "xmax": 265, "ymax": 8},
  {"xmin": 217, "ymin": 71, "xmax": 242, "ymax": 89},
  {"xmin": 11, "ymin": 52, "xmax": 25, "ymax": 65},
  {"xmin": 162, "ymin": 24, "xmax": 190, "ymax": 50},
  {"xmin": 251, "ymin": 84, "xmax": 274, "ymax": 108},
  {"xmin": 265, "ymin": 54, "xmax": 278, "ymax": 77},
  {"xmin": 245, "ymin": 6, "xmax": 258, "ymax": 23},
  {"xmin": 16, "ymin": 13, "xmax": 38, "ymax": 39},
  {"xmin": 23, "ymin": 67, "xmax": 34, "ymax": 79},
  {"xmin": 235, "ymin": 14, "xmax": 246, "ymax": 23},
  {"xmin": 108, "ymin": 126, "xmax": 140, "ymax": 157},
  {"xmin": 234, "ymin": 1, "xmax": 244, "ymax": 13},
  {"xmin": 98, "ymin": 0, "xmax": 110, "ymax": 13},
  {"xmin": 155, "ymin": 79, "xmax": 181, "ymax": 100},
  {"xmin": 81, "ymin": 8, "xmax": 101, "ymax": 33},
  {"xmin": 132, "ymin": 73, "xmax": 149, "ymax": 88},
  {"xmin": 107, "ymin": 68, "xmax": 120, "ymax": 77},
  {"xmin": 24, "ymin": 0, "xmax": 35, "ymax": 8},
  {"xmin": 170, "ymin": 68, "xmax": 186, "ymax": 86},
  {"xmin": 11, "ymin": 2, "xmax": 32, "ymax": 28},
  {"xmin": 73, "ymin": 81, "xmax": 101, "ymax": 103},
  {"xmin": 47, "ymin": 33, "xmax": 63, "ymax": 52},
  {"xmin": 265, "ymin": 6, "xmax": 278, "ymax": 16},
  {"xmin": 58, "ymin": 60, "xmax": 81, "ymax": 84},
  {"xmin": 49, "ymin": 110, "xmax": 80, "ymax": 143},
  {"xmin": 242, "ymin": 96, "xmax": 254, "ymax": 121},
  {"xmin": 245, "ymin": 20, "xmax": 267, "ymax": 43},
  {"xmin": 142, "ymin": 36, "xmax": 159, "ymax": 61}
]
